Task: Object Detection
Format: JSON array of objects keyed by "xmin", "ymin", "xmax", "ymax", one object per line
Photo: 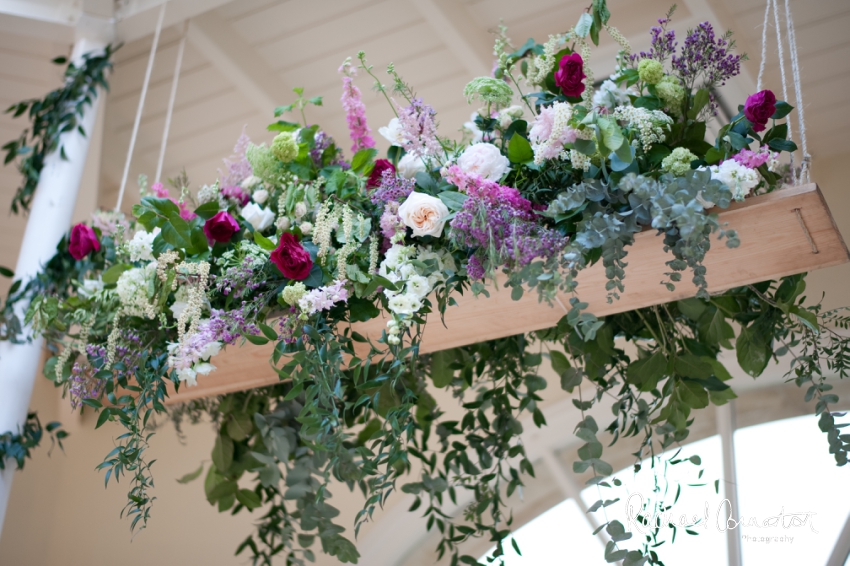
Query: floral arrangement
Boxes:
[{"xmin": 3, "ymin": 4, "xmax": 849, "ymax": 565}]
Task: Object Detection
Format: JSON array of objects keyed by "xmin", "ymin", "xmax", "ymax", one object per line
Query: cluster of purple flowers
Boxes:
[
  {"xmin": 220, "ymin": 184, "xmax": 250, "ymax": 206},
  {"xmin": 371, "ymin": 169, "xmax": 414, "ymax": 205},
  {"xmin": 69, "ymin": 362, "xmax": 104, "ymax": 409},
  {"xmin": 219, "ymin": 126, "xmax": 253, "ymax": 187},
  {"xmin": 732, "ymin": 146, "xmax": 777, "ymax": 169},
  {"xmin": 672, "ymin": 21, "xmax": 742, "ymax": 87},
  {"xmin": 445, "ymin": 167, "xmax": 566, "ymax": 279},
  {"xmin": 633, "ymin": 17, "xmax": 677, "ymax": 62},
  {"xmin": 214, "ymin": 257, "xmax": 263, "ymax": 299},
  {"xmin": 379, "ymin": 201, "xmax": 405, "ymax": 251},
  {"xmin": 395, "ymin": 98, "xmax": 441, "ymax": 158},
  {"xmin": 79, "ymin": 330, "xmax": 144, "ymax": 407},
  {"xmin": 310, "ymin": 130, "xmax": 349, "ymax": 169},
  {"xmin": 207, "ymin": 304, "xmax": 261, "ymax": 345}
]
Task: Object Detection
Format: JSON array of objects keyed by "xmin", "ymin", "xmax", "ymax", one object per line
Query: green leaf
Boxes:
[
  {"xmin": 351, "ymin": 148, "xmax": 378, "ymax": 173},
  {"xmin": 348, "ymin": 297, "xmax": 380, "ymax": 322},
  {"xmin": 574, "ymin": 138, "xmax": 597, "ymax": 156},
  {"xmin": 677, "ymin": 298, "xmax": 706, "ymax": 321},
  {"xmin": 101, "ymin": 263, "xmax": 132, "ymax": 284},
  {"xmin": 597, "ymin": 116, "xmax": 624, "ymax": 154},
  {"xmin": 507, "ymin": 133, "xmax": 533, "ymax": 164},
  {"xmin": 627, "ymin": 351, "xmax": 667, "ymax": 391},
  {"xmin": 226, "ymin": 413, "xmax": 253, "ymax": 441},
  {"xmin": 244, "ymin": 334, "xmax": 269, "ymax": 346},
  {"xmin": 0, "ymin": 265, "xmax": 13, "ymax": 278},
  {"xmin": 438, "ymin": 191, "xmax": 469, "ymax": 211},
  {"xmin": 736, "ymin": 325, "xmax": 770, "ymax": 377},
  {"xmin": 253, "ymin": 231, "xmax": 276, "ymax": 251},
  {"xmin": 258, "ymin": 323, "xmax": 278, "ymax": 341},
  {"xmin": 176, "ymin": 464, "xmax": 204, "ymax": 484},
  {"xmin": 768, "ymin": 138, "xmax": 798, "ymax": 153},
  {"xmin": 674, "ymin": 354, "xmax": 714, "ymax": 380},
  {"xmin": 771, "ymin": 101, "xmax": 794, "ymax": 120},
  {"xmin": 212, "ymin": 433, "xmax": 234, "ymax": 473},
  {"xmin": 575, "ymin": 12, "xmax": 593, "ymax": 37},
  {"xmin": 688, "ymin": 89, "xmax": 710, "ymax": 119},
  {"xmin": 236, "ymin": 489, "xmax": 262, "ymax": 510},
  {"xmin": 430, "ymin": 348, "xmax": 456, "ymax": 388},
  {"xmin": 193, "ymin": 201, "xmax": 220, "ymax": 220},
  {"xmin": 789, "ymin": 305, "xmax": 819, "ymax": 333},
  {"xmin": 700, "ymin": 308, "xmax": 734, "ymax": 345}
]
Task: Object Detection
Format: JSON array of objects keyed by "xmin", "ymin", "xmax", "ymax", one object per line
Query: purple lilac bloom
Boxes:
[
  {"xmin": 395, "ymin": 98, "xmax": 441, "ymax": 158},
  {"xmin": 672, "ymin": 22, "xmax": 742, "ymax": 87},
  {"xmin": 379, "ymin": 201, "xmax": 405, "ymax": 251},
  {"xmin": 69, "ymin": 362, "xmax": 104, "ymax": 409},
  {"xmin": 219, "ymin": 126, "xmax": 254, "ymax": 187},
  {"xmin": 371, "ymin": 169, "xmax": 414, "ymax": 204},
  {"xmin": 445, "ymin": 167, "xmax": 567, "ymax": 276},
  {"xmin": 214, "ymin": 257, "xmax": 263, "ymax": 299},
  {"xmin": 633, "ymin": 17, "xmax": 677, "ymax": 62},
  {"xmin": 207, "ymin": 304, "xmax": 261, "ymax": 345},
  {"xmin": 311, "ymin": 130, "xmax": 349, "ymax": 168},
  {"xmin": 339, "ymin": 64, "xmax": 376, "ymax": 154}
]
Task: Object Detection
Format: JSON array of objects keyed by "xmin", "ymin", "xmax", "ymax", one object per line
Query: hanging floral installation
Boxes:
[{"xmin": 2, "ymin": 3, "xmax": 849, "ymax": 565}]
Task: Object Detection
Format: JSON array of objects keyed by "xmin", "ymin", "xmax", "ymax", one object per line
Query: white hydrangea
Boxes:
[
  {"xmin": 126, "ymin": 227, "xmax": 160, "ymax": 262},
  {"xmin": 116, "ymin": 262, "xmax": 157, "ymax": 318},
  {"xmin": 710, "ymin": 161, "xmax": 760, "ymax": 201}
]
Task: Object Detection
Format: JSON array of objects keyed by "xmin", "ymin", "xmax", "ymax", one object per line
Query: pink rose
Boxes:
[
  {"xmin": 270, "ymin": 232, "xmax": 313, "ymax": 280},
  {"xmin": 554, "ymin": 53, "xmax": 586, "ymax": 98},
  {"xmin": 68, "ymin": 223, "xmax": 100, "ymax": 260},
  {"xmin": 744, "ymin": 89, "xmax": 776, "ymax": 132},
  {"xmin": 203, "ymin": 211, "xmax": 240, "ymax": 243}
]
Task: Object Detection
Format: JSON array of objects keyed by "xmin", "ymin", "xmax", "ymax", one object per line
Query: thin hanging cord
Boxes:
[
  {"xmin": 155, "ymin": 20, "xmax": 189, "ymax": 184},
  {"xmin": 770, "ymin": 0, "xmax": 794, "ymax": 174},
  {"xmin": 784, "ymin": 0, "xmax": 811, "ymax": 183},
  {"xmin": 756, "ymin": 0, "xmax": 771, "ymax": 91},
  {"xmin": 116, "ymin": 2, "xmax": 167, "ymax": 211}
]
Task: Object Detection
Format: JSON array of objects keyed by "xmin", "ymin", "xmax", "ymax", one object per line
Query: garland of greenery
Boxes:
[
  {"xmin": 2, "ymin": 45, "xmax": 115, "ymax": 214},
  {"xmin": 0, "ymin": 412, "xmax": 66, "ymax": 471},
  {"xmin": 2, "ymin": 4, "xmax": 848, "ymax": 565}
]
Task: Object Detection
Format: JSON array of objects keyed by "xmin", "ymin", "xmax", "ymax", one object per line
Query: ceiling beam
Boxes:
[
  {"xmin": 113, "ymin": 0, "xmax": 233, "ymax": 43},
  {"xmin": 409, "ymin": 0, "xmax": 492, "ymax": 77},
  {"xmin": 186, "ymin": 9, "xmax": 294, "ymax": 118}
]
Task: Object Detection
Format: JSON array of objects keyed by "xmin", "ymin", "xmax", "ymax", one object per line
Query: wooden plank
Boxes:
[{"xmin": 165, "ymin": 183, "xmax": 849, "ymax": 403}]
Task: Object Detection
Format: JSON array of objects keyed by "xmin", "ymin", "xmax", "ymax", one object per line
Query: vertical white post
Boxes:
[
  {"xmin": 0, "ymin": 35, "xmax": 107, "ymax": 535},
  {"xmin": 717, "ymin": 400, "xmax": 743, "ymax": 566}
]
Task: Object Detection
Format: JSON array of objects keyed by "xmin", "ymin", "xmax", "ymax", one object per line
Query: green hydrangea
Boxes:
[
  {"xmin": 661, "ymin": 147, "xmax": 699, "ymax": 176},
  {"xmin": 247, "ymin": 143, "xmax": 284, "ymax": 185},
  {"xmin": 638, "ymin": 59, "xmax": 664, "ymax": 85},
  {"xmin": 280, "ymin": 282, "xmax": 307, "ymax": 306},
  {"xmin": 271, "ymin": 131, "xmax": 299, "ymax": 163},
  {"xmin": 656, "ymin": 76, "xmax": 686, "ymax": 116},
  {"xmin": 463, "ymin": 76, "xmax": 514, "ymax": 106}
]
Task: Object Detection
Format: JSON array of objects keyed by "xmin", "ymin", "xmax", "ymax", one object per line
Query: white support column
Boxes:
[
  {"xmin": 717, "ymin": 400, "xmax": 743, "ymax": 566},
  {"xmin": 0, "ymin": 34, "xmax": 108, "ymax": 536}
]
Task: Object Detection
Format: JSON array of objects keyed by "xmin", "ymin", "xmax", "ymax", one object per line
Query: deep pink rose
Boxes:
[
  {"xmin": 203, "ymin": 211, "xmax": 240, "ymax": 243},
  {"xmin": 270, "ymin": 232, "xmax": 313, "ymax": 280},
  {"xmin": 68, "ymin": 223, "xmax": 100, "ymax": 260},
  {"xmin": 368, "ymin": 159, "xmax": 395, "ymax": 188},
  {"xmin": 554, "ymin": 53, "xmax": 586, "ymax": 98},
  {"xmin": 744, "ymin": 89, "xmax": 776, "ymax": 132}
]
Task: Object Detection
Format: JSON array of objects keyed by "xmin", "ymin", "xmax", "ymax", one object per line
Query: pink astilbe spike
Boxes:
[{"xmin": 339, "ymin": 59, "xmax": 375, "ymax": 154}]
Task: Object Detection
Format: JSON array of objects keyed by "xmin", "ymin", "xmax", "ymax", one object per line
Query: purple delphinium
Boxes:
[
  {"xmin": 371, "ymin": 169, "xmax": 414, "ymax": 205},
  {"xmin": 395, "ymin": 98, "xmax": 441, "ymax": 158},
  {"xmin": 672, "ymin": 22, "xmax": 742, "ymax": 88}
]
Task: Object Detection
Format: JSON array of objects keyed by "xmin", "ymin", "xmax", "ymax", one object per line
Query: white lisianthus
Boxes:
[
  {"xmin": 710, "ymin": 160, "xmax": 760, "ymax": 201},
  {"xmin": 379, "ymin": 117, "xmax": 405, "ymax": 146},
  {"xmin": 397, "ymin": 153, "xmax": 427, "ymax": 179},
  {"xmin": 592, "ymin": 79, "xmax": 632, "ymax": 110},
  {"xmin": 169, "ymin": 287, "xmax": 190, "ymax": 319},
  {"xmin": 193, "ymin": 362, "xmax": 216, "ymax": 376},
  {"xmin": 241, "ymin": 202, "xmax": 275, "ymax": 231},
  {"xmin": 397, "ymin": 192, "xmax": 450, "ymax": 237},
  {"xmin": 388, "ymin": 293, "xmax": 423, "ymax": 315},
  {"xmin": 177, "ymin": 367, "xmax": 198, "ymax": 386},
  {"xmin": 457, "ymin": 143, "xmax": 510, "ymax": 181},
  {"xmin": 252, "ymin": 189, "xmax": 269, "ymax": 204},
  {"xmin": 299, "ymin": 221, "xmax": 313, "ymax": 236},
  {"xmin": 405, "ymin": 274, "xmax": 431, "ymax": 299},
  {"xmin": 241, "ymin": 175, "xmax": 262, "ymax": 190},
  {"xmin": 127, "ymin": 227, "xmax": 160, "ymax": 262}
]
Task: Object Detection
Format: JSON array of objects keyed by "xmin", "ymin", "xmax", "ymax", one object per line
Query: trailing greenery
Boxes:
[
  {"xmin": 0, "ymin": 412, "xmax": 66, "ymax": 471},
  {"xmin": 2, "ymin": 45, "xmax": 116, "ymax": 214}
]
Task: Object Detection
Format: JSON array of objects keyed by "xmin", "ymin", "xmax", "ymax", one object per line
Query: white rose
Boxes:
[
  {"xmin": 252, "ymin": 189, "xmax": 269, "ymax": 204},
  {"xmin": 397, "ymin": 153, "xmax": 427, "ymax": 179},
  {"xmin": 457, "ymin": 143, "xmax": 509, "ymax": 181},
  {"xmin": 240, "ymin": 202, "xmax": 275, "ymax": 231},
  {"xmin": 397, "ymin": 192, "xmax": 449, "ymax": 237},
  {"xmin": 379, "ymin": 117, "xmax": 405, "ymax": 146},
  {"xmin": 294, "ymin": 201, "xmax": 308, "ymax": 218},
  {"xmin": 276, "ymin": 216, "xmax": 291, "ymax": 231},
  {"xmin": 299, "ymin": 221, "xmax": 313, "ymax": 236},
  {"xmin": 241, "ymin": 175, "xmax": 262, "ymax": 190}
]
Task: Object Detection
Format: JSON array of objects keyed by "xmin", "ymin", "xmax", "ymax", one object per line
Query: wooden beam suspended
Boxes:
[{"xmin": 165, "ymin": 183, "xmax": 849, "ymax": 404}]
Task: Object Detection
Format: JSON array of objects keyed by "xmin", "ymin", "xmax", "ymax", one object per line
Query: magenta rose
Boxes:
[
  {"xmin": 744, "ymin": 89, "xmax": 776, "ymax": 132},
  {"xmin": 554, "ymin": 53, "xmax": 586, "ymax": 98},
  {"xmin": 368, "ymin": 159, "xmax": 395, "ymax": 188},
  {"xmin": 68, "ymin": 223, "xmax": 100, "ymax": 260},
  {"xmin": 203, "ymin": 211, "xmax": 240, "ymax": 243},
  {"xmin": 270, "ymin": 232, "xmax": 313, "ymax": 280}
]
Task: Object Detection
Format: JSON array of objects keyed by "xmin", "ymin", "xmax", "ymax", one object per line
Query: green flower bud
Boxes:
[
  {"xmin": 656, "ymin": 76, "xmax": 686, "ymax": 116},
  {"xmin": 661, "ymin": 147, "xmax": 699, "ymax": 176},
  {"xmin": 271, "ymin": 131, "xmax": 299, "ymax": 163},
  {"xmin": 638, "ymin": 59, "xmax": 664, "ymax": 85}
]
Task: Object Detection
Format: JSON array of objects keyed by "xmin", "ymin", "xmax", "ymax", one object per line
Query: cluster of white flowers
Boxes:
[
  {"xmin": 528, "ymin": 34, "xmax": 564, "ymax": 86},
  {"xmin": 197, "ymin": 183, "xmax": 225, "ymax": 208},
  {"xmin": 116, "ymin": 262, "xmax": 158, "ymax": 318},
  {"xmin": 709, "ymin": 161, "xmax": 761, "ymax": 201},
  {"xmin": 126, "ymin": 227, "xmax": 160, "ymax": 262},
  {"xmin": 612, "ymin": 106, "xmax": 673, "ymax": 153},
  {"xmin": 167, "ymin": 335, "xmax": 221, "ymax": 387},
  {"xmin": 592, "ymin": 78, "xmax": 633, "ymax": 111},
  {"xmin": 379, "ymin": 244, "xmax": 455, "ymax": 344}
]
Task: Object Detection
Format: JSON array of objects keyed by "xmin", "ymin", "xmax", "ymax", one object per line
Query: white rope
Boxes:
[
  {"xmin": 756, "ymin": 0, "xmax": 771, "ymax": 91},
  {"xmin": 116, "ymin": 2, "xmax": 167, "ymax": 211},
  {"xmin": 155, "ymin": 20, "xmax": 189, "ymax": 184},
  {"xmin": 784, "ymin": 0, "xmax": 811, "ymax": 183},
  {"xmin": 770, "ymin": 0, "xmax": 793, "ymax": 174}
]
